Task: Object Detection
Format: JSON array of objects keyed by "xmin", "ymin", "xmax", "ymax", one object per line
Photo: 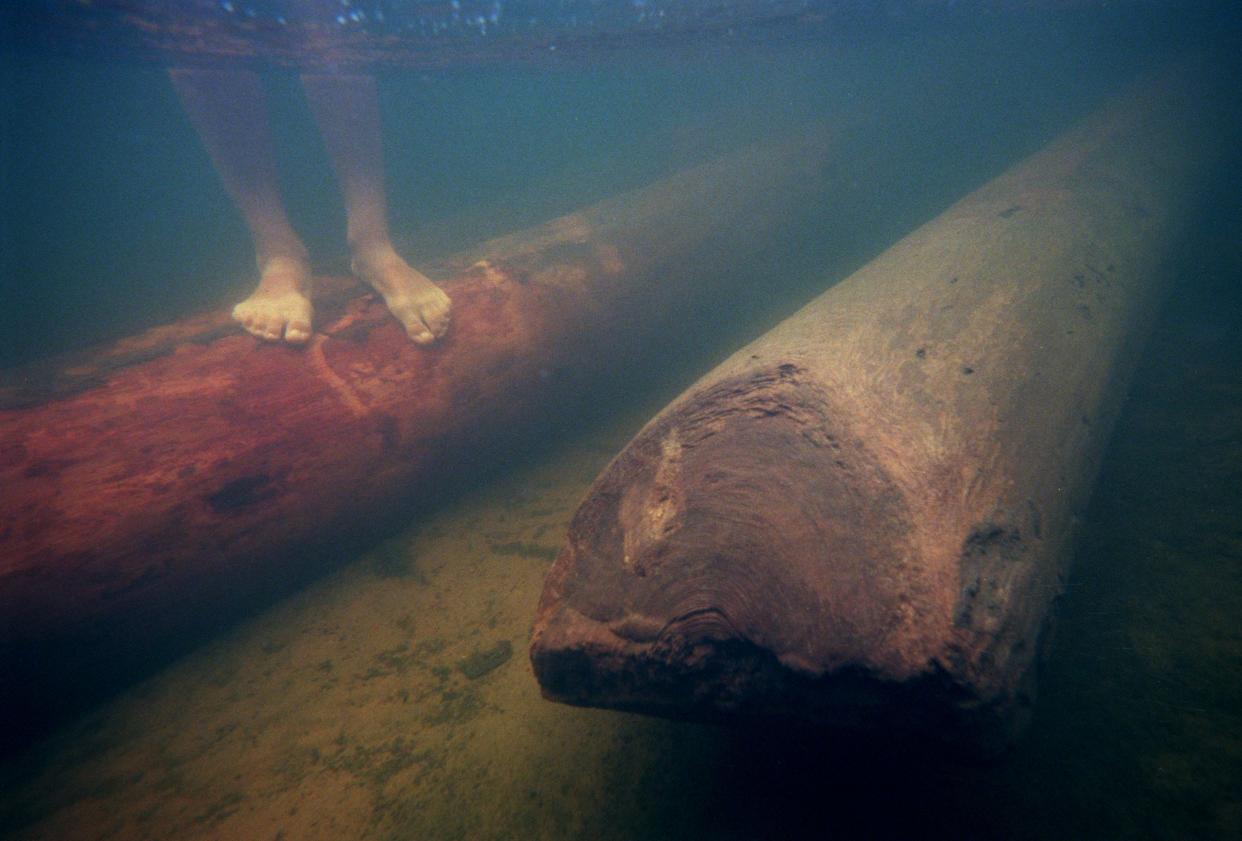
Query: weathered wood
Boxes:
[
  {"xmin": 0, "ymin": 129, "xmax": 828, "ymax": 729},
  {"xmin": 530, "ymin": 64, "xmax": 1235, "ymax": 753}
]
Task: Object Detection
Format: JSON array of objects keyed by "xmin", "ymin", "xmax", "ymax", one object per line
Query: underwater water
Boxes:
[{"xmin": 1, "ymin": 1, "xmax": 1240, "ymax": 839}]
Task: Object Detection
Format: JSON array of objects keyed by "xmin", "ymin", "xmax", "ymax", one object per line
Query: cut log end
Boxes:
[{"xmin": 531, "ymin": 362, "xmax": 1023, "ymax": 750}]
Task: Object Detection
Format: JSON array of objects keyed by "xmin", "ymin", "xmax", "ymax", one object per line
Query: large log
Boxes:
[
  {"xmin": 0, "ymin": 128, "xmax": 829, "ymax": 736},
  {"xmin": 530, "ymin": 64, "xmax": 1235, "ymax": 753}
]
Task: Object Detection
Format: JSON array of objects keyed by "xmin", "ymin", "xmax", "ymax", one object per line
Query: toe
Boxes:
[
  {"xmin": 234, "ymin": 308, "xmax": 267, "ymax": 340},
  {"xmin": 232, "ymin": 292, "xmax": 314, "ymax": 344},
  {"xmin": 285, "ymin": 322, "xmax": 312, "ymax": 343},
  {"xmin": 256, "ymin": 313, "xmax": 278, "ymax": 340},
  {"xmin": 407, "ymin": 322, "xmax": 437, "ymax": 345},
  {"xmin": 427, "ymin": 314, "xmax": 450, "ymax": 338},
  {"xmin": 232, "ymin": 304, "xmax": 253, "ymax": 330},
  {"xmin": 426, "ymin": 300, "xmax": 451, "ymax": 337}
]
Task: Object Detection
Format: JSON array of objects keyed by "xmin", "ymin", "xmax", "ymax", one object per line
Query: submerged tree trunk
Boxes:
[
  {"xmin": 0, "ymin": 128, "xmax": 829, "ymax": 738},
  {"xmin": 530, "ymin": 63, "xmax": 1235, "ymax": 753}
]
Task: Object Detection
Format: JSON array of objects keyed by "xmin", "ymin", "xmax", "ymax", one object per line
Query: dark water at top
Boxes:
[
  {"xmin": 1, "ymin": 1, "xmax": 1231, "ymax": 368},
  {"xmin": 1, "ymin": 2, "xmax": 1240, "ymax": 839}
]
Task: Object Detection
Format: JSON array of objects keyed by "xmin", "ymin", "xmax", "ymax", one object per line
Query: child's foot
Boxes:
[
  {"xmin": 232, "ymin": 255, "xmax": 314, "ymax": 344},
  {"xmin": 352, "ymin": 247, "xmax": 451, "ymax": 345}
]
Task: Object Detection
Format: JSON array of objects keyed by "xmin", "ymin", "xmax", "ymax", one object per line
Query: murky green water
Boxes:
[
  {"xmin": 1, "ymin": 246, "xmax": 1239, "ymax": 839},
  {"xmin": 2, "ymin": 3, "xmax": 1240, "ymax": 839}
]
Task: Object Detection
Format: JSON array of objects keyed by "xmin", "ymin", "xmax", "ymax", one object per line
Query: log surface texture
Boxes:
[
  {"xmin": 530, "ymin": 64, "xmax": 1235, "ymax": 752},
  {"xmin": 0, "ymin": 130, "xmax": 828, "ymax": 723}
]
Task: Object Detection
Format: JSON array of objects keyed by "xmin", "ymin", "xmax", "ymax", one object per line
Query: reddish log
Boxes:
[
  {"xmin": 529, "ymin": 64, "xmax": 1235, "ymax": 753},
  {"xmin": 0, "ymin": 129, "xmax": 827, "ymax": 728}
]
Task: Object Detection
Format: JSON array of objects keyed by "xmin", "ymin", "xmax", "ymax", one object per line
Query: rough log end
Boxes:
[{"xmin": 530, "ymin": 362, "xmax": 1029, "ymax": 754}]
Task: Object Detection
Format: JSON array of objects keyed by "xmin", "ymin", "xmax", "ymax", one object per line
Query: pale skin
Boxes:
[{"xmin": 169, "ymin": 68, "xmax": 451, "ymax": 345}]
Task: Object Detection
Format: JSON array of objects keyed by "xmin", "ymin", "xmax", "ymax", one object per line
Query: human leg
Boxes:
[
  {"xmin": 170, "ymin": 67, "xmax": 313, "ymax": 343},
  {"xmin": 301, "ymin": 72, "xmax": 450, "ymax": 345}
]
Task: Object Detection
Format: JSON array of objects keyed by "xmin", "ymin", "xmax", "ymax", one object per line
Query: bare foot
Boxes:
[
  {"xmin": 352, "ymin": 247, "xmax": 451, "ymax": 345},
  {"xmin": 232, "ymin": 255, "xmax": 314, "ymax": 343}
]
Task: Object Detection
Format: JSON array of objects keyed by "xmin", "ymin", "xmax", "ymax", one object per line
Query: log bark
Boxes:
[
  {"xmin": 0, "ymin": 129, "xmax": 828, "ymax": 731},
  {"xmin": 530, "ymin": 64, "xmax": 1235, "ymax": 753}
]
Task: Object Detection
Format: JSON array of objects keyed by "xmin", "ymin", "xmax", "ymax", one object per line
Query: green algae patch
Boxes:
[
  {"xmin": 325, "ymin": 737, "xmax": 436, "ymax": 787},
  {"xmin": 456, "ymin": 640, "xmax": 513, "ymax": 680},
  {"xmin": 422, "ymin": 687, "xmax": 485, "ymax": 727}
]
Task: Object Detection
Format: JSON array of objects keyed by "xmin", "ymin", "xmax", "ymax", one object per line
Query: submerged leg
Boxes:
[
  {"xmin": 301, "ymin": 72, "xmax": 451, "ymax": 345},
  {"xmin": 170, "ymin": 67, "xmax": 313, "ymax": 344}
]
